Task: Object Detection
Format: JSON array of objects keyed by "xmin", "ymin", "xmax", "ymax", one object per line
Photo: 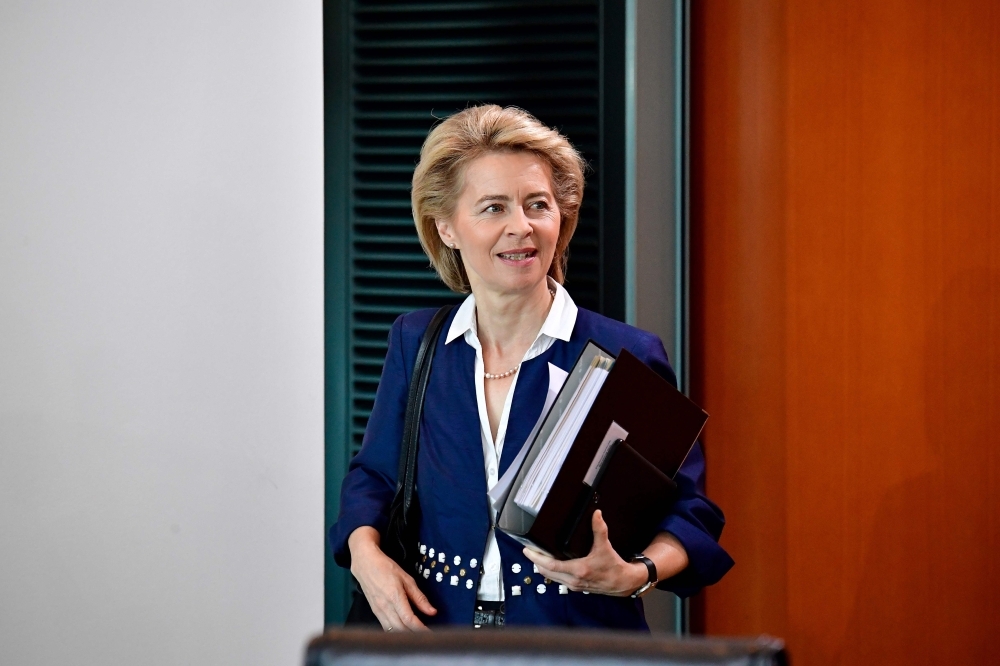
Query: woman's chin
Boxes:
[
  {"xmin": 467, "ymin": 258, "xmax": 553, "ymax": 297},
  {"xmin": 497, "ymin": 276, "xmax": 549, "ymax": 297}
]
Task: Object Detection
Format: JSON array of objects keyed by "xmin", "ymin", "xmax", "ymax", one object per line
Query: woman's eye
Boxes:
[
  {"xmin": 484, "ymin": 203, "xmax": 503, "ymax": 213},
  {"xmin": 529, "ymin": 200, "xmax": 549, "ymax": 210}
]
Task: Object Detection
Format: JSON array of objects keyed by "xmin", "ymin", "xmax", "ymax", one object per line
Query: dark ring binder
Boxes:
[{"xmin": 497, "ymin": 341, "xmax": 707, "ymax": 561}]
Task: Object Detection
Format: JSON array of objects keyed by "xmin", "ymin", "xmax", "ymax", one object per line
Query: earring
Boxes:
[{"xmin": 449, "ymin": 243, "xmax": 455, "ymax": 249}]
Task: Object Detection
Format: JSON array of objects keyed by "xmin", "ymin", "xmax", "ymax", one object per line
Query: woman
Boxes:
[{"xmin": 329, "ymin": 105, "xmax": 733, "ymax": 631}]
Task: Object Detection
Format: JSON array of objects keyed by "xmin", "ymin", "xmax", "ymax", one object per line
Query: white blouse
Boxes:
[{"xmin": 444, "ymin": 277, "xmax": 578, "ymax": 601}]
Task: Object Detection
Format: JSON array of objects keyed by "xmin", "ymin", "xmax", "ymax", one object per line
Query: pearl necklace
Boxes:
[
  {"xmin": 483, "ymin": 287, "xmax": 556, "ymax": 380},
  {"xmin": 484, "ymin": 366, "xmax": 518, "ymax": 380}
]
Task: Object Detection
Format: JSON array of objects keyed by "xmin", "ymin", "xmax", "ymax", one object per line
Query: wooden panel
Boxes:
[
  {"xmin": 692, "ymin": 1, "xmax": 1000, "ymax": 663},
  {"xmin": 689, "ymin": 0, "xmax": 789, "ymax": 638}
]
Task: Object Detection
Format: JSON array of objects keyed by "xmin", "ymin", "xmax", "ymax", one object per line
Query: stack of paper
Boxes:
[{"xmin": 513, "ymin": 355, "xmax": 615, "ymax": 515}]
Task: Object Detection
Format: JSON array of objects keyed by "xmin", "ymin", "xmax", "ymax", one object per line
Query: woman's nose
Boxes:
[{"xmin": 506, "ymin": 206, "xmax": 533, "ymax": 236}]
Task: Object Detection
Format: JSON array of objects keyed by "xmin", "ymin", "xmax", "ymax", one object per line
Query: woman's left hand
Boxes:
[{"xmin": 522, "ymin": 510, "xmax": 650, "ymax": 597}]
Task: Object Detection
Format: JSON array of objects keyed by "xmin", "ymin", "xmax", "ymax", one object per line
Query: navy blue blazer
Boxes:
[{"xmin": 329, "ymin": 306, "xmax": 734, "ymax": 629}]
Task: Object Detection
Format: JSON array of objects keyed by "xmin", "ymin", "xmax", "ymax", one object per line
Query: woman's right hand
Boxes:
[{"xmin": 348, "ymin": 527, "xmax": 437, "ymax": 631}]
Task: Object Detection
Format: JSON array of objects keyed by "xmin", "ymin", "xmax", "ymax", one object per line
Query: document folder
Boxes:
[{"xmin": 497, "ymin": 341, "xmax": 708, "ymax": 560}]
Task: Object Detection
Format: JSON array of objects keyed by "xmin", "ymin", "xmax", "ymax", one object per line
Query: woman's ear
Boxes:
[{"xmin": 435, "ymin": 218, "xmax": 457, "ymax": 250}]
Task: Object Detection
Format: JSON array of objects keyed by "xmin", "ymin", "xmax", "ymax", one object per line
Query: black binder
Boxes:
[{"xmin": 497, "ymin": 341, "xmax": 708, "ymax": 560}]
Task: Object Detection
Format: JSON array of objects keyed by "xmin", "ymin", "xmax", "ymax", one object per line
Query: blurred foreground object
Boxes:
[{"xmin": 306, "ymin": 628, "xmax": 786, "ymax": 666}]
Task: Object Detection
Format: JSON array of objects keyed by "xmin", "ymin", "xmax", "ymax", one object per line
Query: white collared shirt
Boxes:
[{"xmin": 445, "ymin": 277, "xmax": 578, "ymax": 601}]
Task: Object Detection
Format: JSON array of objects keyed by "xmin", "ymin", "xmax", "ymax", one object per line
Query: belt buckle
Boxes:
[{"xmin": 473, "ymin": 603, "xmax": 505, "ymax": 629}]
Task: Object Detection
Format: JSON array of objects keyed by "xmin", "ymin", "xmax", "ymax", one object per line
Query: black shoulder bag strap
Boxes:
[
  {"xmin": 382, "ymin": 303, "xmax": 453, "ymax": 566},
  {"xmin": 347, "ymin": 304, "xmax": 453, "ymax": 626}
]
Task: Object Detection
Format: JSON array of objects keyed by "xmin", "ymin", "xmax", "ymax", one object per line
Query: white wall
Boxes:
[{"xmin": 0, "ymin": 2, "xmax": 324, "ymax": 665}]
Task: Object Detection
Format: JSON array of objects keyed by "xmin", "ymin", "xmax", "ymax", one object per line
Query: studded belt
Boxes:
[{"xmin": 473, "ymin": 601, "xmax": 505, "ymax": 629}]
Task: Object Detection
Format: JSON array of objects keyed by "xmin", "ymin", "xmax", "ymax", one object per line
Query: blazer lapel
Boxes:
[
  {"xmin": 498, "ymin": 352, "xmax": 550, "ymax": 476},
  {"xmin": 452, "ymin": 338, "xmax": 488, "ymax": 489}
]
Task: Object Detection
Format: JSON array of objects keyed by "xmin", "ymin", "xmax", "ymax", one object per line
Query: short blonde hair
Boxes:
[{"xmin": 411, "ymin": 105, "xmax": 586, "ymax": 293}]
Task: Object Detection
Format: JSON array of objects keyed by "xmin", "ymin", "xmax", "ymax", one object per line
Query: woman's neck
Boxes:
[{"xmin": 472, "ymin": 279, "xmax": 553, "ymax": 357}]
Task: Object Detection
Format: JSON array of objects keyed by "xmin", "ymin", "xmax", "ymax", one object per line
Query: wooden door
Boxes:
[{"xmin": 691, "ymin": 1, "xmax": 1000, "ymax": 663}]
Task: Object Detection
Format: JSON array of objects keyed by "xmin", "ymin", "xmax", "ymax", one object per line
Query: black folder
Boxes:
[{"xmin": 497, "ymin": 341, "xmax": 708, "ymax": 560}]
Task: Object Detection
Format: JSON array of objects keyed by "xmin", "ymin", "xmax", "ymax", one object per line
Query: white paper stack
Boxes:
[{"xmin": 513, "ymin": 355, "xmax": 614, "ymax": 515}]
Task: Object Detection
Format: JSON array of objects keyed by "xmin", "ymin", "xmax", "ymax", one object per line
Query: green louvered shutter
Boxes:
[{"xmin": 325, "ymin": 0, "xmax": 626, "ymax": 624}]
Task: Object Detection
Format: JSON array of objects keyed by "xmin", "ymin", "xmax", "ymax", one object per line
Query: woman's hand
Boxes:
[
  {"xmin": 348, "ymin": 527, "xmax": 437, "ymax": 631},
  {"xmin": 523, "ymin": 510, "xmax": 689, "ymax": 597}
]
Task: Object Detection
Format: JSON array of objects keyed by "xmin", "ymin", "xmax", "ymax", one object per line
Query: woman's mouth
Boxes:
[{"xmin": 497, "ymin": 249, "xmax": 538, "ymax": 265}]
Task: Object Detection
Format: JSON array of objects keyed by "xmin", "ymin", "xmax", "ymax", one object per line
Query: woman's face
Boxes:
[{"xmin": 436, "ymin": 151, "xmax": 561, "ymax": 298}]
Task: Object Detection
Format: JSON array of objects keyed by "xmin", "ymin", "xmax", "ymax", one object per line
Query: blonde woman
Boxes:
[{"xmin": 329, "ymin": 105, "xmax": 733, "ymax": 631}]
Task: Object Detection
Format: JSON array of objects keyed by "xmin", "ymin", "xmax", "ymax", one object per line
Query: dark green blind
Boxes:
[
  {"xmin": 347, "ymin": 0, "xmax": 603, "ymax": 455},
  {"xmin": 326, "ymin": 0, "xmax": 627, "ymax": 624}
]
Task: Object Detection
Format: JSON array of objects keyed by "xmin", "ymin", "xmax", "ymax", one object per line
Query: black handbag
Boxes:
[{"xmin": 345, "ymin": 304, "xmax": 454, "ymax": 626}]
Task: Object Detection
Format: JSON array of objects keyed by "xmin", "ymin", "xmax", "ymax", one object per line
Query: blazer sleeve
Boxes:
[
  {"xmin": 327, "ymin": 315, "xmax": 410, "ymax": 569},
  {"xmin": 636, "ymin": 333, "xmax": 735, "ymax": 598}
]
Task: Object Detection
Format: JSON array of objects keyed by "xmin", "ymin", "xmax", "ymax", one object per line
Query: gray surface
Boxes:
[
  {"xmin": 318, "ymin": 655, "xmax": 761, "ymax": 666},
  {"xmin": 0, "ymin": 2, "xmax": 324, "ymax": 665},
  {"xmin": 632, "ymin": 0, "xmax": 686, "ymax": 635},
  {"xmin": 308, "ymin": 630, "xmax": 786, "ymax": 666},
  {"xmin": 635, "ymin": 0, "xmax": 682, "ymax": 372}
]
